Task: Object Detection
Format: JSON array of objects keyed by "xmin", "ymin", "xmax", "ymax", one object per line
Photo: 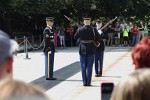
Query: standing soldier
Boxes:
[
  {"xmin": 74, "ymin": 17, "xmax": 101, "ymax": 86},
  {"xmin": 43, "ymin": 17, "xmax": 57, "ymax": 80},
  {"xmin": 94, "ymin": 19, "xmax": 105, "ymax": 77}
]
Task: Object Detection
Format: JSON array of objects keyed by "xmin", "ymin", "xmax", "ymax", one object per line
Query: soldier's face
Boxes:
[
  {"xmin": 83, "ymin": 20, "xmax": 91, "ymax": 25},
  {"xmin": 47, "ymin": 21, "xmax": 54, "ymax": 26},
  {"xmin": 96, "ymin": 23, "xmax": 102, "ymax": 28}
]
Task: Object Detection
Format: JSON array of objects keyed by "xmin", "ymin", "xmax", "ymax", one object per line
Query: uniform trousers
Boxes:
[
  {"xmin": 44, "ymin": 52, "xmax": 55, "ymax": 78},
  {"xmin": 80, "ymin": 54, "xmax": 94, "ymax": 85},
  {"xmin": 95, "ymin": 51, "xmax": 104, "ymax": 75}
]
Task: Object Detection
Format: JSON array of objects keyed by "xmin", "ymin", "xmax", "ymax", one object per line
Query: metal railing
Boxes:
[{"xmin": 15, "ymin": 35, "xmax": 44, "ymax": 59}]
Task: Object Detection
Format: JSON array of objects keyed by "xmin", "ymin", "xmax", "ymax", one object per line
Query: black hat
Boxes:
[
  {"xmin": 96, "ymin": 19, "xmax": 102, "ymax": 23},
  {"xmin": 83, "ymin": 17, "xmax": 91, "ymax": 20},
  {"xmin": 46, "ymin": 17, "xmax": 54, "ymax": 22}
]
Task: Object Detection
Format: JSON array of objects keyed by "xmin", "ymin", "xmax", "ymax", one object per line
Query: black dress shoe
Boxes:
[
  {"xmin": 95, "ymin": 74, "xmax": 100, "ymax": 77},
  {"xmin": 87, "ymin": 84, "xmax": 92, "ymax": 86},
  {"xmin": 99, "ymin": 74, "xmax": 102, "ymax": 77},
  {"xmin": 83, "ymin": 84, "xmax": 87, "ymax": 86},
  {"xmin": 46, "ymin": 77, "xmax": 57, "ymax": 80}
]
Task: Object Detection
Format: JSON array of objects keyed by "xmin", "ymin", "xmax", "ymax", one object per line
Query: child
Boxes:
[{"xmin": 123, "ymin": 25, "xmax": 129, "ymax": 46}]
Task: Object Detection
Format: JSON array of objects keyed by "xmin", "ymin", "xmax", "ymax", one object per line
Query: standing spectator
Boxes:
[
  {"xmin": 120, "ymin": 20, "xmax": 127, "ymax": 46},
  {"xmin": 131, "ymin": 25, "xmax": 139, "ymax": 46},
  {"xmin": 144, "ymin": 23, "xmax": 149, "ymax": 36},
  {"xmin": 131, "ymin": 36, "xmax": 150, "ymax": 69},
  {"xmin": 137, "ymin": 21, "xmax": 144, "ymax": 41},
  {"xmin": 128, "ymin": 23, "xmax": 133, "ymax": 46},
  {"xmin": 0, "ymin": 30, "xmax": 18, "ymax": 80},
  {"xmin": 54, "ymin": 32, "xmax": 58, "ymax": 47},
  {"xmin": 58, "ymin": 27, "xmax": 65, "ymax": 48},
  {"xmin": 114, "ymin": 22, "xmax": 121, "ymax": 46},
  {"xmin": 111, "ymin": 68, "xmax": 150, "ymax": 100},
  {"xmin": 101, "ymin": 21, "xmax": 109, "ymax": 46},
  {"xmin": 107, "ymin": 24, "xmax": 114, "ymax": 46},
  {"xmin": 74, "ymin": 17, "xmax": 101, "ymax": 86},
  {"xmin": 123, "ymin": 25, "xmax": 129, "ymax": 46},
  {"xmin": 53, "ymin": 26, "xmax": 58, "ymax": 48}
]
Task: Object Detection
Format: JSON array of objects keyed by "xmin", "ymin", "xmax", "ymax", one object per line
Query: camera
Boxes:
[{"xmin": 101, "ymin": 82, "xmax": 114, "ymax": 100}]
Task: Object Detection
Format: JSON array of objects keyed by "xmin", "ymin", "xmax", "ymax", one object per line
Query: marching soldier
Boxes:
[
  {"xmin": 74, "ymin": 17, "xmax": 101, "ymax": 86},
  {"xmin": 94, "ymin": 17, "xmax": 117, "ymax": 77},
  {"xmin": 43, "ymin": 17, "xmax": 57, "ymax": 80},
  {"xmin": 95, "ymin": 19, "xmax": 105, "ymax": 77}
]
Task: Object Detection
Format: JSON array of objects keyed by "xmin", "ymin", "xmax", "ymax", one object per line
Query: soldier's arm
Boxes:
[
  {"xmin": 94, "ymin": 28, "xmax": 101, "ymax": 41},
  {"xmin": 43, "ymin": 29, "xmax": 49, "ymax": 39},
  {"xmin": 74, "ymin": 28, "xmax": 80, "ymax": 40}
]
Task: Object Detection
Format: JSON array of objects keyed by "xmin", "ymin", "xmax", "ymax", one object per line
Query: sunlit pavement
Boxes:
[{"xmin": 13, "ymin": 47, "xmax": 134, "ymax": 100}]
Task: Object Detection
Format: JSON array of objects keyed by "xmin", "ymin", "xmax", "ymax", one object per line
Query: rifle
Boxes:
[
  {"xmin": 64, "ymin": 15, "xmax": 81, "ymax": 27},
  {"xmin": 100, "ymin": 17, "xmax": 117, "ymax": 31}
]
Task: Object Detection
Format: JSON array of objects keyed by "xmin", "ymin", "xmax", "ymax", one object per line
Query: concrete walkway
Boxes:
[{"xmin": 13, "ymin": 47, "xmax": 134, "ymax": 100}]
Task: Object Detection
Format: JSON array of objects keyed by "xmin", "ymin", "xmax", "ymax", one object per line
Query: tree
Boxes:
[{"xmin": 0, "ymin": 0, "xmax": 150, "ymax": 37}]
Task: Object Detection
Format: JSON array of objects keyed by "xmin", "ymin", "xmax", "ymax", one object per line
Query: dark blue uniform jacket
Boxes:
[
  {"xmin": 74, "ymin": 25, "xmax": 101, "ymax": 55},
  {"xmin": 43, "ymin": 26, "xmax": 55, "ymax": 52}
]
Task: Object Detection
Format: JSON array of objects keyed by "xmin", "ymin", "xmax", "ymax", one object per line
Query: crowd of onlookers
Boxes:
[
  {"xmin": 53, "ymin": 19, "xmax": 149, "ymax": 48},
  {"xmin": 95, "ymin": 19, "xmax": 149, "ymax": 47}
]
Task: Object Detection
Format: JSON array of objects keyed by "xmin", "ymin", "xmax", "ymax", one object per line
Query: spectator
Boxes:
[
  {"xmin": 114, "ymin": 22, "xmax": 121, "ymax": 46},
  {"xmin": 0, "ymin": 79, "xmax": 50, "ymax": 100},
  {"xmin": 137, "ymin": 21, "xmax": 144, "ymax": 41},
  {"xmin": 128, "ymin": 23, "xmax": 133, "ymax": 46},
  {"xmin": 111, "ymin": 68, "xmax": 150, "ymax": 100},
  {"xmin": 123, "ymin": 25, "xmax": 129, "ymax": 46},
  {"xmin": 0, "ymin": 30, "xmax": 18, "ymax": 80},
  {"xmin": 107, "ymin": 24, "xmax": 114, "ymax": 46},
  {"xmin": 58, "ymin": 27, "xmax": 65, "ymax": 48},
  {"xmin": 144, "ymin": 23, "xmax": 149, "ymax": 37},
  {"xmin": 120, "ymin": 20, "xmax": 127, "ymax": 46},
  {"xmin": 131, "ymin": 36, "xmax": 150, "ymax": 69},
  {"xmin": 131, "ymin": 25, "xmax": 139, "ymax": 46}
]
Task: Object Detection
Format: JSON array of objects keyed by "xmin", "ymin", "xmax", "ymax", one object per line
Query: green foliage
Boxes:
[{"xmin": 1, "ymin": 0, "xmax": 150, "ymax": 34}]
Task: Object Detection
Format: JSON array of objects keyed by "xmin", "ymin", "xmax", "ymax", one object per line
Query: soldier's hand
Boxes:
[{"xmin": 46, "ymin": 34, "xmax": 49, "ymax": 38}]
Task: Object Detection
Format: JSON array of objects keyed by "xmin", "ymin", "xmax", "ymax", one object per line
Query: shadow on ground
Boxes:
[{"xmin": 30, "ymin": 61, "xmax": 80, "ymax": 90}]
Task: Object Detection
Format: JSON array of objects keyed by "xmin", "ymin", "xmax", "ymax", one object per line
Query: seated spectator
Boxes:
[
  {"xmin": 0, "ymin": 30, "xmax": 18, "ymax": 79},
  {"xmin": 131, "ymin": 36, "xmax": 150, "ymax": 69},
  {"xmin": 0, "ymin": 79, "xmax": 50, "ymax": 100},
  {"xmin": 111, "ymin": 68, "xmax": 150, "ymax": 100}
]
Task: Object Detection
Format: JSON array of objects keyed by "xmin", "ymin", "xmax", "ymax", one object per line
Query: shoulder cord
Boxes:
[
  {"xmin": 47, "ymin": 27, "xmax": 52, "ymax": 34},
  {"xmin": 92, "ymin": 28, "xmax": 95, "ymax": 40},
  {"xmin": 43, "ymin": 27, "xmax": 52, "ymax": 34}
]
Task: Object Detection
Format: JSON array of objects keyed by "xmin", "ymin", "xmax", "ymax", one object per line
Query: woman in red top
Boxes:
[{"xmin": 131, "ymin": 25, "xmax": 139, "ymax": 46}]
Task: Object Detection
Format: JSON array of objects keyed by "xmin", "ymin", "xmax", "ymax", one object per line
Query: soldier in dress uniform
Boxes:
[
  {"xmin": 95, "ymin": 19, "xmax": 105, "ymax": 77},
  {"xmin": 43, "ymin": 17, "xmax": 57, "ymax": 80},
  {"xmin": 74, "ymin": 17, "xmax": 101, "ymax": 86}
]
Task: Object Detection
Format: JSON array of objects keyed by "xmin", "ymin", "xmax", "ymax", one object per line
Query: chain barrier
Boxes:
[
  {"xmin": 15, "ymin": 36, "xmax": 44, "ymax": 59},
  {"xmin": 26, "ymin": 39, "xmax": 44, "ymax": 50},
  {"xmin": 13, "ymin": 39, "xmax": 25, "ymax": 56},
  {"xmin": 18, "ymin": 40, "xmax": 25, "ymax": 46}
]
